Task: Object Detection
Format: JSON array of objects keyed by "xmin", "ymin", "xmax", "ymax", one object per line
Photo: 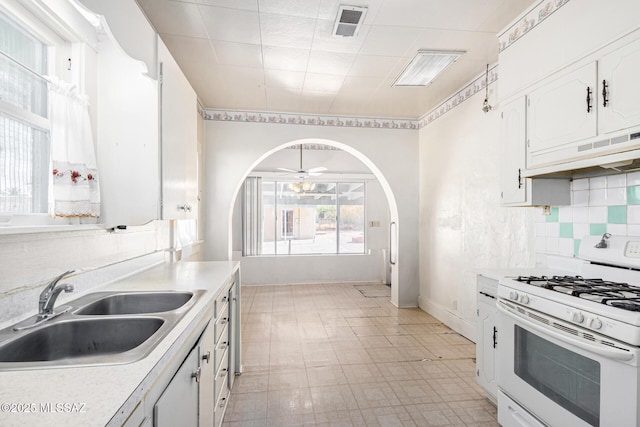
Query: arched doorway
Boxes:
[{"xmin": 226, "ymin": 138, "xmax": 401, "ymax": 306}]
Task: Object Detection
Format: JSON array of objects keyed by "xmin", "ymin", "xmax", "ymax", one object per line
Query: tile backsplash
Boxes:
[{"xmin": 536, "ymin": 172, "xmax": 640, "ymax": 257}]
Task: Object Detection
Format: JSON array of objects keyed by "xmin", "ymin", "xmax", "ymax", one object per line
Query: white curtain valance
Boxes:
[{"xmin": 47, "ymin": 77, "xmax": 100, "ymax": 218}]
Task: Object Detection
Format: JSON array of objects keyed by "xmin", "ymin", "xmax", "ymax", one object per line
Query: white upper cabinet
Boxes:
[
  {"xmin": 598, "ymin": 36, "xmax": 640, "ymax": 135},
  {"xmin": 527, "ymin": 62, "xmax": 597, "ymax": 156},
  {"xmin": 500, "ymin": 96, "xmax": 570, "ymax": 207},
  {"xmin": 158, "ymin": 38, "xmax": 198, "ymax": 220},
  {"xmin": 500, "ymin": 97, "xmax": 527, "ymax": 205}
]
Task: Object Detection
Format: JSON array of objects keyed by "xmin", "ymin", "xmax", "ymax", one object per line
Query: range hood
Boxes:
[{"xmin": 523, "ymin": 135, "xmax": 640, "ymax": 179}]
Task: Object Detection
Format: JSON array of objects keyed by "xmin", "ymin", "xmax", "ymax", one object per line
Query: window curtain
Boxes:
[
  {"xmin": 243, "ymin": 177, "xmax": 262, "ymax": 256},
  {"xmin": 47, "ymin": 77, "xmax": 100, "ymax": 218}
]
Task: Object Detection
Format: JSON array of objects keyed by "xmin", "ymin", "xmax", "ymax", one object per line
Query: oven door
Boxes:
[{"xmin": 496, "ymin": 299, "xmax": 640, "ymax": 427}]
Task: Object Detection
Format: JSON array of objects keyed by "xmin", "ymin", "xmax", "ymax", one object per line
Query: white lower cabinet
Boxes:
[
  {"xmin": 476, "ymin": 275, "xmax": 498, "ymax": 402},
  {"xmin": 124, "ymin": 278, "xmax": 240, "ymax": 427},
  {"xmin": 154, "ymin": 347, "xmax": 200, "ymax": 427}
]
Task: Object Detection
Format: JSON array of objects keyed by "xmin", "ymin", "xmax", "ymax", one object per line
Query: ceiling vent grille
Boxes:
[{"xmin": 333, "ymin": 5, "xmax": 367, "ymax": 37}]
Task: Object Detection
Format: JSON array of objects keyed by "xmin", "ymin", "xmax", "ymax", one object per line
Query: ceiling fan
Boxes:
[{"xmin": 277, "ymin": 145, "xmax": 327, "ymax": 179}]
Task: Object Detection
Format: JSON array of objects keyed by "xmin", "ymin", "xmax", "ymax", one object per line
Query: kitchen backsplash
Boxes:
[{"xmin": 536, "ymin": 172, "xmax": 640, "ymax": 257}]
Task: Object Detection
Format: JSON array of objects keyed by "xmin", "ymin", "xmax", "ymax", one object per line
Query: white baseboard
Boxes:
[{"xmin": 418, "ymin": 295, "xmax": 476, "ymax": 343}]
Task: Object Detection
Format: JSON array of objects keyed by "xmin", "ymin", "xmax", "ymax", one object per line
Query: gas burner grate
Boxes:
[{"xmin": 514, "ymin": 275, "xmax": 640, "ymax": 312}]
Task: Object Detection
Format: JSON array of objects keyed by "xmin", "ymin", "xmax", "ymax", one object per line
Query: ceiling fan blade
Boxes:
[
  {"xmin": 308, "ymin": 172, "xmax": 324, "ymax": 176},
  {"xmin": 308, "ymin": 166, "xmax": 328, "ymax": 173},
  {"xmin": 277, "ymin": 167, "xmax": 297, "ymax": 173}
]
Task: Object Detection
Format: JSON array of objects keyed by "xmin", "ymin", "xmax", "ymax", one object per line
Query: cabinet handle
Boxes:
[
  {"xmin": 191, "ymin": 367, "xmax": 201, "ymax": 383},
  {"xmin": 493, "ymin": 326, "xmax": 498, "ymax": 349},
  {"xmin": 202, "ymin": 351, "xmax": 211, "ymax": 363},
  {"xmin": 177, "ymin": 204, "xmax": 192, "ymax": 212},
  {"xmin": 586, "ymin": 86, "xmax": 592, "ymax": 113},
  {"xmin": 602, "ymin": 80, "xmax": 609, "ymax": 107},
  {"xmin": 479, "ymin": 291, "xmax": 495, "ymax": 300},
  {"xmin": 517, "ymin": 168, "xmax": 523, "ymax": 189}
]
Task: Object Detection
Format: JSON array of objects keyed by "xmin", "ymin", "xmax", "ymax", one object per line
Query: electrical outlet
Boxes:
[{"xmin": 542, "ymin": 206, "xmax": 551, "ymax": 216}]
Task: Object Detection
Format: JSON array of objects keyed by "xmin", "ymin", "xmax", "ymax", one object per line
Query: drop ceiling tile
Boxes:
[
  {"xmin": 347, "ymin": 55, "xmax": 402, "ymax": 78},
  {"xmin": 265, "ymin": 69, "xmax": 306, "ymax": 89},
  {"xmin": 211, "ymin": 40, "xmax": 263, "ymax": 67},
  {"xmin": 210, "ymin": 64, "xmax": 266, "ymax": 87},
  {"xmin": 297, "ymin": 90, "xmax": 336, "ymax": 114},
  {"xmin": 330, "ymin": 95, "xmax": 375, "ymax": 117},
  {"xmin": 265, "ymin": 87, "xmax": 304, "ymax": 112},
  {"xmin": 372, "ymin": 0, "xmax": 502, "ymax": 30},
  {"xmin": 339, "ymin": 75, "xmax": 385, "ymax": 93},
  {"xmin": 258, "ymin": 0, "xmax": 321, "ymax": 19},
  {"xmin": 262, "ymin": 46, "xmax": 310, "ymax": 72},
  {"xmin": 260, "ymin": 13, "xmax": 316, "ymax": 49},
  {"xmin": 160, "ymin": 34, "xmax": 217, "ymax": 64},
  {"xmin": 303, "ymin": 73, "xmax": 345, "ymax": 93},
  {"xmin": 138, "ymin": 0, "xmax": 208, "ymax": 38},
  {"xmin": 358, "ymin": 26, "xmax": 421, "ymax": 57},
  {"xmin": 311, "ymin": 20, "xmax": 370, "ymax": 54},
  {"xmin": 306, "ymin": 51, "xmax": 355, "ymax": 76},
  {"xmin": 199, "ymin": 5, "xmax": 261, "ymax": 44},
  {"xmin": 477, "ymin": 0, "xmax": 537, "ymax": 32},
  {"xmin": 180, "ymin": 0, "xmax": 258, "ymax": 11}
]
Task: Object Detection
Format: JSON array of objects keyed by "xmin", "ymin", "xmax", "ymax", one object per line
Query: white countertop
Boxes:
[
  {"xmin": 474, "ymin": 254, "xmax": 588, "ymax": 282},
  {"xmin": 0, "ymin": 261, "xmax": 239, "ymax": 427}
]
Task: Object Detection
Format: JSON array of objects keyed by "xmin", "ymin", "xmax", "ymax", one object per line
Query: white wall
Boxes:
[
  {"xmin": 418, "ymin": 89, "xmax": 535, "ymax": 340},
  {"xmin": 204, "ymin": 121, "xmax": 419, "ymax": 307}
]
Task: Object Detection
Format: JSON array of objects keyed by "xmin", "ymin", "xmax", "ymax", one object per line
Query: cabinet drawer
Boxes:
[
  {"xmin": 215, "ymin": 303, "xmax": 229, "ymax": 344},
  {"xmin": 214, "ymin": 284, "xmax": 231, "ymax": 317},
  {"xmin": 214, "ymin": 323, "xmax": 229, "ymax": 371},
  {"xmin": 214, "ymin": 349, "xmax": 229, "ymax": 402},
  {"xmin": 213, "ymin": 388, "xmax": 230, "ymax": 427}
]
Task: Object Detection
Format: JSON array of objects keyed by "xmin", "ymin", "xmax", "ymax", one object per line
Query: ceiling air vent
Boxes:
[{"xmin": 333, "ymin": 5, "xmax": 367, "ymax": 37}]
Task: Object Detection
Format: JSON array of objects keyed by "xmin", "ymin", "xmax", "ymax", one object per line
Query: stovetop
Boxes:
[{"xmin": 515, "ymin": 275, "xmax": 640, "ymax": 312}]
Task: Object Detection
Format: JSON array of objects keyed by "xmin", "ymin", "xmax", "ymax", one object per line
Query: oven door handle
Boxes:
[{"xmin": 497, "ymin": 302, "xmax": 635, "ymax": 362}]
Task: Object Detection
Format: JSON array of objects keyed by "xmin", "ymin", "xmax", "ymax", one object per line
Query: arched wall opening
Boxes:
[{"xmin": 226, "ymin": 138, "xmax": 401, "ymax": 305}]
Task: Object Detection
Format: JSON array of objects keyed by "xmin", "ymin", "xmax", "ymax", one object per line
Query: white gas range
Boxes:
[{"xmin": 497, "ymin": 234, "xmax": 640, "ymax": 427}]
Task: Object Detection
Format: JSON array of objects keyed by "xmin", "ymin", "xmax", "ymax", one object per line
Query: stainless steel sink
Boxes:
[
  {"xmin": 75, "ymin": 291, "xmax": 194, "ymax": 315},
  {"xmin": 0, "ymin": 290, "xmax": 206, "ymax": 370},
  {"xmin": 0, "ymin": 318, "xmax": 164, "ymax": 363}
]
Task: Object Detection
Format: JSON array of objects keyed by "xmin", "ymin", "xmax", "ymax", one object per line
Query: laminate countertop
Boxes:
[{"xmin": 0, "ymin": 261, "xmax": 239, "ymax": 427}]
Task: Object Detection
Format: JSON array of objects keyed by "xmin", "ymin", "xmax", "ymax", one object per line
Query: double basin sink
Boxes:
[{"xmin": 0, "ymin": 290, "xmax": 205, "ymax": 370}]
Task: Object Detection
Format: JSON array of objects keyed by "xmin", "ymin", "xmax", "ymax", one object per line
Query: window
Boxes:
[
  {"xmin": 252, "ymin": 180, "xmax": 365, "ymax": 255},
  {"xmin": 0, "ymin": 11, "xmax": 50, "ymax": 214}
]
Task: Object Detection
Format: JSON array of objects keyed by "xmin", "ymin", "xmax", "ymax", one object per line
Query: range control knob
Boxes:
[
  {"xmin": 520, "ymin": 295, "xmax": 530, "ymax": 304},
  {"xmin": 590, "ymin": 317, "xmax": 603, "ymax": 330},
  {"xmin": 509, "ymin": 291, "xmax": 519, "ymax": 301},
  {"xmin": 571, "ymin": 312, "xmax": 585, "ymax": 324}
]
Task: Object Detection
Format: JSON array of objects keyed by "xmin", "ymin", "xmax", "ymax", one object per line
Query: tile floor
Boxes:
[{"xmin": 223, "ymin": 283, "xmax": 498, "ymax": 426}]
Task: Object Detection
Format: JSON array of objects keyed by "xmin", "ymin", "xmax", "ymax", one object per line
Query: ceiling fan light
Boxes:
[{"xmin": 393, "ymin": 50, "xmax": 465, "ymax": 87}]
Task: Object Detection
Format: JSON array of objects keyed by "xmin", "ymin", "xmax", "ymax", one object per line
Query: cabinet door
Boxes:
[
  {"xmin": 599, "ymin": 36, "xmax": 640, "ymax": 134},
  {"xmin": 199, "ymin": 321, "xmax": 216, "ymax": 427},
  {"xmin": 154, "ymin": 347, "xmax": 199, "ymax": 427},
  {"xmin": 500, "ymin": 97, "xmax": 527, "ymax": 205},
  {"xmin": 527, "ymin": 62, "xmax": 597, "ymax": 154},
  {"xmin": 158, "ymin": 37, "xmax": 198, "ymax": 220},
  {"xmin": 476, "ymin": 297, "xmax": 498, "ymax": 401}
]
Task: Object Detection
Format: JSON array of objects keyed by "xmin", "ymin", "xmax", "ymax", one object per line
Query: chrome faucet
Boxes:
[
  {"xmin": 38, "ymin": 270, "xmax": 75, "ymax": 320},
  {"xmin": 595, "ymin": 233, "xmax": 612, "ymax": 249}
]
